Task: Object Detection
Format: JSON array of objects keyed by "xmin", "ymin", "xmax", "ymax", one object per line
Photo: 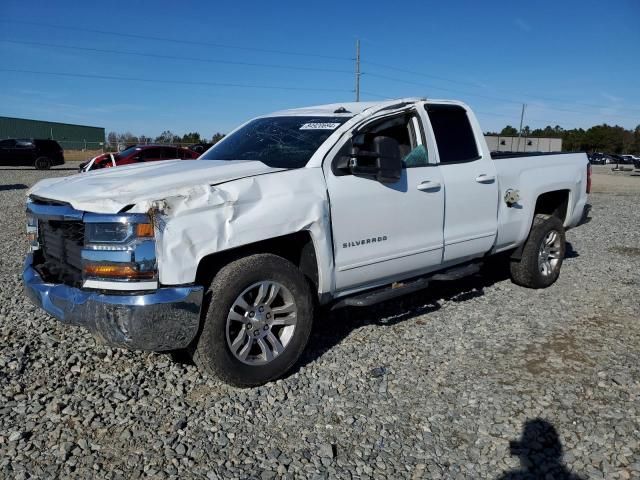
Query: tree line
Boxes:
[
  {"xmin": 485, "ymin": 123, "xmax": 640, "ymax": 154},
  {"xmin": 106, "ymin": 131, "xmax": 225, "ymax": 148}
]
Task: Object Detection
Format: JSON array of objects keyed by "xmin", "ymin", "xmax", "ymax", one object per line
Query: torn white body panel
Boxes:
[
  {"xmin": 151, "ymin": 168, "xmax": 333, "ymax": 289},
  {"xmin": 29, "ymin": 160, "xmax": 334, "ymax": 291},
  {"xmin": 28, "ymin": 159, "xmax": 285, "ymax": 214}
]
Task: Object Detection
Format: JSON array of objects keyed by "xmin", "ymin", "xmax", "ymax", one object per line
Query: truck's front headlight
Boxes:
[
  {"xmin": 82, "ymin": 217, "xmax": 157, "ymax": 284},
  {"xmin": 85, "ymin": 222, "xmax": 154, "ymax": 249},
  {"xmin": 26, "ymin": 214, "xmax": 39, "ymax": 250}
]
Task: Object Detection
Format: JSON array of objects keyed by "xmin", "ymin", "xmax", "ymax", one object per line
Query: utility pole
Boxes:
[
  {"xmin": 517, "ymin": 103, "xmax": 526, "ymax": 152},
  {"xmin": 355, "ymin": 39, "xmax": 361, "ymax": 102}
]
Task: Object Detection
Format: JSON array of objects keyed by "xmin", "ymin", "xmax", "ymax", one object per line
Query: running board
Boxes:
[
  {"xmin": 331, "ymin": 262, "xmax": 482, "ymax": 309},
  {"xmin": 430, "ymin": 262, "xmax": 481, "ymax": 281},
  {"xmin": 332, "ymin": 277, "xmax": 431, "ymax": 309}
]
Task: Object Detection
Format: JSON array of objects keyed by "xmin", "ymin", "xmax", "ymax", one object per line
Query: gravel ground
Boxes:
[{"xmin": 1, "ymin": 164, "xmax": 639, "ymax": 479}]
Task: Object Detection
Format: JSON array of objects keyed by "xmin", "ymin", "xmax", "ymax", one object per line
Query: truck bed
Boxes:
[{"xmin": 492, "ymin": 151, "xmax": 589, "ymax": 253}]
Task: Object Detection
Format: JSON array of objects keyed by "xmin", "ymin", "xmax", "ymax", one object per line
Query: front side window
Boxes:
[
  {"xmin": 116, "ymin": 146, "xmax": 139, "ymax": 159},
  {"xmin": 202, "ymin": 116, "xmax": 350, "ymax": 169},
  {"xmin": 334, "ymin": 114, "xmax": 429, "ymax": 172},
  {"xmin": 426, "ymin": 104, "xmax": 479, "ymax": 164}
]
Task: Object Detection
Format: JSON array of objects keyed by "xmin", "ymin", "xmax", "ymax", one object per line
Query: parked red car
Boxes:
[{"xmin": 79, "ymin": 145, "xmax": 199, "ymax": 172}]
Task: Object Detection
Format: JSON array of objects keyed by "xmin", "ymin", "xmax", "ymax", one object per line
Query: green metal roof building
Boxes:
[{"xmin": 0, "ymin": 116, "xmax": 105, "ymax": 150}]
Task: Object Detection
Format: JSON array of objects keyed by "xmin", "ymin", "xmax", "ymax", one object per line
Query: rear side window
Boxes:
[
  {"xmin": 140, "ymin": 148, "xmax": 162, "ymax": 160},
  {"xmin": 161, "ymin": 147, "xmax": 178, "ymax": 159},
  {"xmin": 34, "ymin": 140, "xmax": 58, "ymax": 151},
  {"xmin": 426, "ymin": 104, "xmax": 479, "ymax": 164}
]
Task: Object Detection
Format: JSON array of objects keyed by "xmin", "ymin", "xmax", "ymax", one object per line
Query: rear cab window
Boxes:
[{"xmin": 425, "ymin": 104, "xmax": 480, "ymax": 164}]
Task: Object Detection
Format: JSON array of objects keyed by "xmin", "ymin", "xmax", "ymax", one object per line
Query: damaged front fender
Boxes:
[{"xmin": 145, "ymin": 168, "xmax": 334, "ymax": 294}]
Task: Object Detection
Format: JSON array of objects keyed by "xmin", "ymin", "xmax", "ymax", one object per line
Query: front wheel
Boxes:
[
  {"xmin": 510, "ymin": 214, "xmax": 566, "ymax": 289},
  {"xmin": 193, "ymin": 254, "xmax": 314, "ymax": 387}
]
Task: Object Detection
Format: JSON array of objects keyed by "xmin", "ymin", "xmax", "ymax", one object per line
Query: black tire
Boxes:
[
  {"xmin": 193, "ymin": 253, "xmax": 314, "ymax": 387},
  {"xmin": 35, "ymin": 157, "xmax": 51, "ymax": 170},
  {"xmin": 510, "ymin": 214, "xmax": 566, "ymax": 289}
]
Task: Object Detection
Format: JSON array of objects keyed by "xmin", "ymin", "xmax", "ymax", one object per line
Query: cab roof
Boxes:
[{"xmin": 269, "ymin": 97, "xmax": 429, "ymax": 117}]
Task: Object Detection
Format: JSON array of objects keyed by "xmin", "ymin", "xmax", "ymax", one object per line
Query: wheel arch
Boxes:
[
  {"xmin": 533, "ymin": 189, "xmax": 570, "ymax": 223},
  {"xmin": 511, "ymin": 189, "xmax": 570, "ymax": 261},
  {"xmin": 194, "ymin": 230, "xmax": 321, "ymax": 299}
]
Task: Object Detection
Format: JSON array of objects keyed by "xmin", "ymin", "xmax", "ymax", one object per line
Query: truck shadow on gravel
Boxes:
[
  {"xmin": 296, "ymin": 243, "xmax": 580, "ymax": 372},
  {"xmin": 297, "ymin": 259, "xmax": 511, "ymax": 371}
]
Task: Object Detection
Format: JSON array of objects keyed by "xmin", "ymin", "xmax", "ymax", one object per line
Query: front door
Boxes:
[{"xmin": 324, "ymin": 112, "xmax": 445, "ymax": 291}]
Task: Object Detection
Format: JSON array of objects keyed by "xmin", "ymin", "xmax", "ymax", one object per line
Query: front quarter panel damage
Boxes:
[{"xmin": 148, "ymin": 168, "xmax": 333, "ymax": 293}]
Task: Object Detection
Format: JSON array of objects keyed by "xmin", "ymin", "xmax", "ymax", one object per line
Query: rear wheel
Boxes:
[
  {"xmin": 193, "ymin": 254, "xmax": 314, "ymax": 387},
  {"xmin": 510, "ymin": 214, "xmax": 566, "ymax": 288},
  {"xmin": 35, "ymin": 157, "xmax": 51, "ymax": 170}
]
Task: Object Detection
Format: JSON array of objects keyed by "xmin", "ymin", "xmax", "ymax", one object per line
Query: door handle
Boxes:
[
  {"xmin": 475, "ymin": 174, "xmax": 496, "ymax": 183},
  {"xmin": 417, "ymin": 180, "xmax": 441, "ymax": 191}
]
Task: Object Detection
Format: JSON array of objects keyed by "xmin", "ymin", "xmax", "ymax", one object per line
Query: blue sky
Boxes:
[{"xmin": 1, "ymin": 0, "xmax": 639, "ymax": 139}]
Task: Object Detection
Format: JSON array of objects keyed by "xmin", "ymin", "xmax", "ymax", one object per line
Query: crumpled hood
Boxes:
[{"xmin": 28, "ymin": 159, "xmax": 284, "ymax": 214}]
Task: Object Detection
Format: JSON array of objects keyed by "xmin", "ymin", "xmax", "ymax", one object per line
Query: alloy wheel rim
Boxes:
[
  {"xmin": 538, "ymin": 230, "xmax": 562, "ymax": 277},
  {"xmin": 226, "ymin": 281, "xmax": 297, "ymax": 365}
]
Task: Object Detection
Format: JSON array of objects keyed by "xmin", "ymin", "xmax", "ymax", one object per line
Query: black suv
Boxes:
[{"xmin": 0, "ymin": 139, "xmax": 65, "ymax": 169}]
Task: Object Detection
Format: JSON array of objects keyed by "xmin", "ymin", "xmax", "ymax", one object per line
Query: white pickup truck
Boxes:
[{"xmin": 23, "ymin": 98, "xmax": 590, "ymax": 386}]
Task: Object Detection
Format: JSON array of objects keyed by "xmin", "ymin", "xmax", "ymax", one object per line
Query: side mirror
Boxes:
[{"xmin": 349, "ymin": 136, "xmax": 402, "ymax": 183}]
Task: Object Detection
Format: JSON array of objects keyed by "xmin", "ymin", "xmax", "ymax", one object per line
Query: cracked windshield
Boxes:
[{"xmin": 202, "ymin": 116, "xmax": 349, "ymax": 168}]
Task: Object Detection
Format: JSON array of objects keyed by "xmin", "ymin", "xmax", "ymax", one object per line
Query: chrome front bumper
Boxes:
[{"xmin": 23, "ymin": 254, "xmax": 204, "ymax": 351}]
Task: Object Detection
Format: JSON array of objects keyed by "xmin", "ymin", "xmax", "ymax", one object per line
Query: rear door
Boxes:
[{"xmin": 423, "ymin": 103, "xmax": 499, "ymax": 263}]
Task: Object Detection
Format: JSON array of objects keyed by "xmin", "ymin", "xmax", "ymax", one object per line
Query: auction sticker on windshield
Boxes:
[{"xmin": 299, "ymin": 123, "xmax": 341, "ymax": 130}]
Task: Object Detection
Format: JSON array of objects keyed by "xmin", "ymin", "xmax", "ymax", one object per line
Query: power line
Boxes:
[
  {"xmin": 2, "ymin": 20, "xmax": 353, "ymax": 62},
  {"xmin": 1, "ymin": 39, "xmax": 354, "ymax": 75},
  {"xmin": 475, "ymin": 110, "xmax": 561, "ymax": 125},
  {"xmin": 364, "ymin": 71, "xmax": 522, "ymax": 104},
  {"xmin": 0, "ymin": 68, "xmax": 353, "ymax": 93},
  {"xmin": 362, "ymin": 71, "xmax": 640, "ymax": 121},
  {"xmin": 363, "ymin": 61, "xmax": 640, "ymax": 115},
  {"xmin": 362, "ymin": 60, "xmax": 489, "ymax": 90},
  {"xmin": 6, "ymin": 20, "xmax": 637, "ymax": 117}
]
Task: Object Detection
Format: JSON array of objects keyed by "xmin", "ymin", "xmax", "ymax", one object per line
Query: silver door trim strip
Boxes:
[
  {"xmin": 337, "ymin": 244, "xmax": 443, "ymax": 272},
  {"xmin": 444, "ymin": 232, "xmax": 496, "ymax": 247}
]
